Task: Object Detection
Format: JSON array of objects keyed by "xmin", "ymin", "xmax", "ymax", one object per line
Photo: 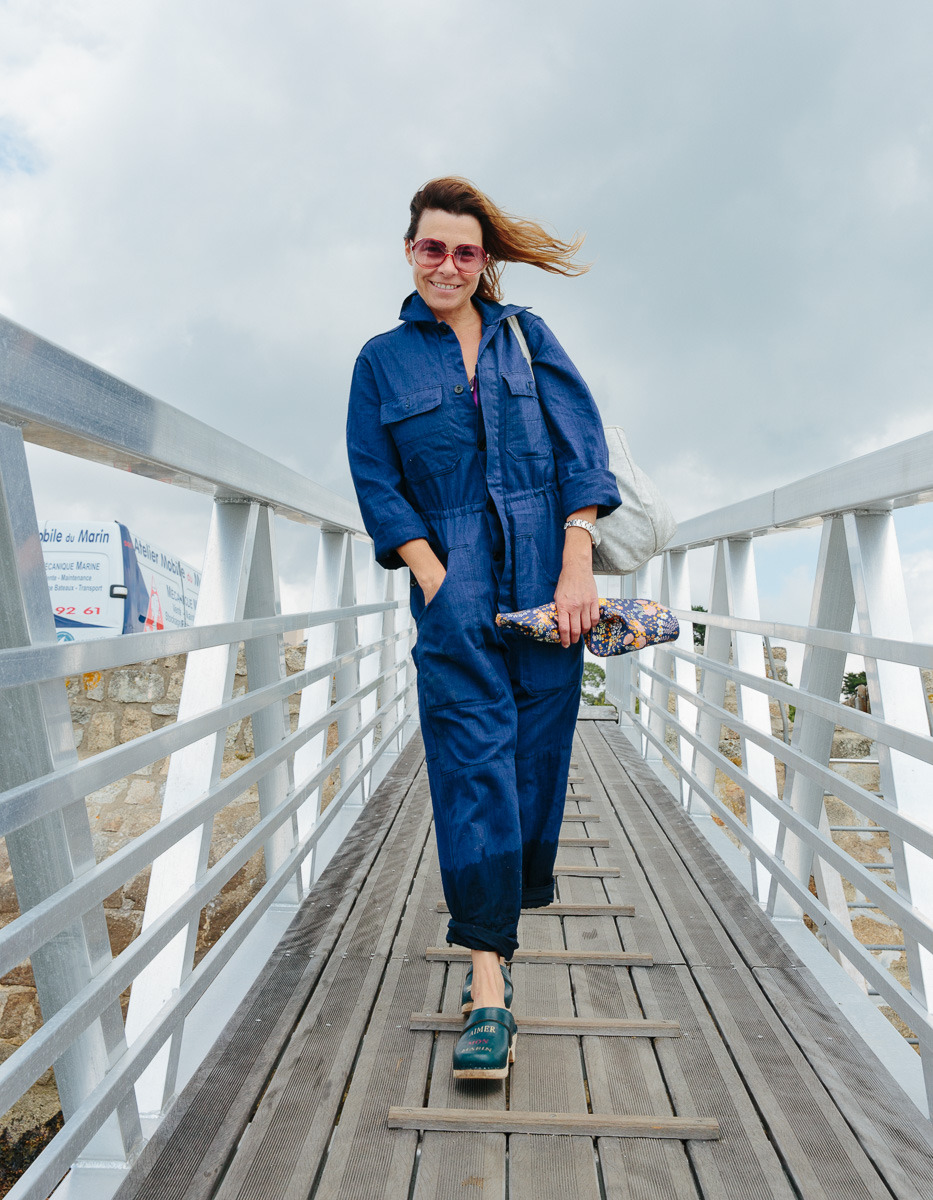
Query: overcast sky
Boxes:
[{"xmin": 2, "ymin": 0, "xmax": 932, "ymax": 637}]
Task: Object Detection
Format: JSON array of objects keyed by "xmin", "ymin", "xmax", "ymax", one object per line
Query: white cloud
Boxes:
[{"xmin": 1, "ymin": 0, "xmax": 932, "ymax": 597}]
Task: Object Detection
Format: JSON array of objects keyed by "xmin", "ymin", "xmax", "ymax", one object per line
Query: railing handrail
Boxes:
[
  {"xmin": 0, "ymin": 601, "xmax": 394, "ymax": 688},
  {"xmin": 0, "ymin": 312, "xmax": 364, "ymax": 532},
  {"xmin": 669, "ymin": 429, "xmax": 933, "ymax": 549}
]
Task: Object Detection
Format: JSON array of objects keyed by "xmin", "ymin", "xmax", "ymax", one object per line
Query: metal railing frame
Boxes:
[
  {"xmin": 0, "ymin": 314, "xmax": 416, "ymax": 1199},
  {"xmin": 605, "ymin": 430, "xmax": 933, "ymax": 1115}
]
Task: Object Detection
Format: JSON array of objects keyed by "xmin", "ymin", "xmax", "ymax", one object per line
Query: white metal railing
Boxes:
[
  {"xmin": 0, "ymin": 313, "xmax": 416, "ymax": 1198},
  {"xmin": 605, "ymin": 430, "xmax": 933, "ymax": 1116}
]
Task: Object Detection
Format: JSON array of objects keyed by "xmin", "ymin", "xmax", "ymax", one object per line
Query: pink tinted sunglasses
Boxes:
[{"xmin": 408, "ymin": 238, "xmax": 489, "ymax": 274}]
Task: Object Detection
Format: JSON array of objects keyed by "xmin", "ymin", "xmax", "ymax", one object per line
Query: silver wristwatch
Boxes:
[{"xmin": 563, "ymin": 518, "xmax": 601, "ymax": 548}]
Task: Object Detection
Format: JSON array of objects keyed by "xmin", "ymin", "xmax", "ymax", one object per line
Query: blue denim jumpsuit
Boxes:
[{"xmin": 347, "ymin": 292, "xmax": 620, "ymax": 958}]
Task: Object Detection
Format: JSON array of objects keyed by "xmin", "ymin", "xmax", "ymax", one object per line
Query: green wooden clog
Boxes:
[{"xmin": 452, "ymin": 1006, "xmax": 517, "ymax": 1080}]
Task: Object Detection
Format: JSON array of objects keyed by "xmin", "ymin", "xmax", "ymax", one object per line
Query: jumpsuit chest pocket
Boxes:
[
  {"xmin": 381, "ymin": 386, "xmax": 460, "ymax": 483},
  {"xmin": 503, "ymin": 372, "xmax": 550, "ymax": 460}
]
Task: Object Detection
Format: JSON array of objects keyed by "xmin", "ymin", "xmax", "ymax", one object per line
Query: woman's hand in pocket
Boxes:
[
  {"xmin": 396, "ymin": 538, "xmax": 447, "ymax": 606},
  {"xmin": 421, "ymin": 568, "xmax": 447, "ymax": 605}
]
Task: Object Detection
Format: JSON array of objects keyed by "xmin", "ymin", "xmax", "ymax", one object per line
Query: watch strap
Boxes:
[{"xmin": 563, "ymin": 518, "xmax": 601, "ymax": 548}]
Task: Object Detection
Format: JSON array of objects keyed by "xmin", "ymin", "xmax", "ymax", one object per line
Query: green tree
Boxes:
[
  {"xmin": 691, "ymin": 605, "xmax": 707, "ymax": 648},
  {"xmin": 582, "ymin": 662, "xmax": 607, "ymax": 705}
]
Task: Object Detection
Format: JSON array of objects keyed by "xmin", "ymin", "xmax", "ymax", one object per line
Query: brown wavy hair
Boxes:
[{"xmin": 404, "ymin": 176, "xmax": 590, "ymax": 303}]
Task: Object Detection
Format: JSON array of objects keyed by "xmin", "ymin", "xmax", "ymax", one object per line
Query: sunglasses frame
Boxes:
[{"xmin": 408, "ymin": 237, "xmax": 489, "ymax": 275}]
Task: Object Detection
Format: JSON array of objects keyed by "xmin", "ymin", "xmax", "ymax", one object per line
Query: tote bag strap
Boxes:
[{"xmin": 506, "ymin": 314, "xmax": 533, "ymax": 369}]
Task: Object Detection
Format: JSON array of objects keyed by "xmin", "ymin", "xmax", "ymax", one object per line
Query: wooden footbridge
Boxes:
[
  {"xmin": 3, "ymin": 317, "xmax": 933, "ymax": 1200},
  {"xmin": 110, "ymin": 718, "xmax": 933, "ymax": 1200}
]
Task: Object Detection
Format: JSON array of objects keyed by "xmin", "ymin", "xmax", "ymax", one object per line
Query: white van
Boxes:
[{"xmin": 40, "ymin": 521, "xmax": 201, "ymax": 642}]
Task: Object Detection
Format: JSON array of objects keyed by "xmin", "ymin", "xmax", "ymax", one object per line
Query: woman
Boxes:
[{"xmin": 346, "ymin": 177, "xmax": 620, "ymax": 1078}]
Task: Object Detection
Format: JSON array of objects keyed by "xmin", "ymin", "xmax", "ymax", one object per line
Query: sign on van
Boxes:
[{"xmin": 41, "ymin": 521, "xmax": 201, "ymax": 642}]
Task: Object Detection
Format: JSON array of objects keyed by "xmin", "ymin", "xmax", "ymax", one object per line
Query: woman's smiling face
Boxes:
[{"xmin": 405, "ymin": 208, "xmax": 485, "ymax": 322}]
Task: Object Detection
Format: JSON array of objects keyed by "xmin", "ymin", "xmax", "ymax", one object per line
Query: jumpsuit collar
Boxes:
[{"xmin": 398, "ymin": 291, "xmax": 530, "ymax": 328}]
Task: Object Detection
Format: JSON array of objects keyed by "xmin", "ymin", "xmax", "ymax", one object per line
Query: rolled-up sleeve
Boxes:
[
  {"xmin": 523, "ymin": 315, "xmax": 621, "ymax": 519},
  {"xmin": 346, "ymin": 351, "xmax": 431, "ymax": 569}
]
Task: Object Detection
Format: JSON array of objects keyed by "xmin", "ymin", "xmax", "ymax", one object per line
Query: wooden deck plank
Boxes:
[
  {"xmin": 508, "ymin": 959, "xmax": 603, "ymax": 1200},
  {"xmin": 437, "ymin": 901, "xmax": 635, "ymax": 917},
  {"xmin": 570, "ymin": 964, "xmax": 702, "ymax": 1200},
  {"xmin": 112, "ymin": 735, "xmax": 427, "ymax": 1200},
  {"xmin": 579, "ymin": 727, "xmax": 745, "ymax": 969},
  {"xmin": 689, "ymin": 964, "xmax": 910, "ymax": 1200},
  {"xmin": 756, "ymin": 967, "xmax": 933, "ymax": 1200},
  {"xmin": 529, "ymin": 825, "xmax": 701, "ymax": 1200},
  {"xmin": 590, "ymin": 725, "xmax": 907, "ymax": 1200},
  {"xmin": 558, "ymin": 836, "xmax": 611, "ymax": 847},
  {"xmin": 389, "ymin": 1109, "xmax": 720, "ymax": 1139},
  {"xmin": 557, "ymin": 792, "xmax": 686, "ymax": 964},
  {"xmin": 558, "ymin": 872, "xmax": 631, "ymax": 955},
  {"xmin": 414, "ymin": 876, "xmax": 507, "ymax": 1200},
  {"xmin": 311, "ymin": 834, "xmax": 448, "ymax": 1200},
  {"xmin": 558, "ymin": 817, "xmax": 703, "ymax": 1200},
  {"xmin": 631, "ymin": 962, "xmax": 799, "ymax": 1200},
  {"xmin": 409, "ymin": 1013, "xmax": 680, "ymax": 1036},
  {"xmin": 553, "ymin": 864, "xmax": 621, "ymax": 877},
  {"xmin": 594, "ymin": 722, "xmax": 933, "ymax": 1198},
  {"xmin": 212, "ymin": 775, "xmax": 436, "ymax": 1200},
  {"xmin": 429, "ymin": 947, "xmax": 653, "ymax": 966},
  {"xmin": 593, "ymin": 724, "xmax": 797, "ymax": 969}
]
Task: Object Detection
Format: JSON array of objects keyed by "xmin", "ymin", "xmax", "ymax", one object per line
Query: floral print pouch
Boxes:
[{"xmin": 495, "ymin": 598, "xmax": 679, "ymax": 657}]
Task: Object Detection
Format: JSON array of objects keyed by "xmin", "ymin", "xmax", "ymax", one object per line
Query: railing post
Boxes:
[
  {"xmin": 844, "ymin": 510, "xmax": 933, "ymax": 1106},
  {"xmin": 688, "ymin": 539, "xmax": 730, "ymax": 818},
  {"xmin": 379, "ymin": 568, "xmax": 406, "ymax": 754},
  {"xmin": 604, "ymin": 573, "xmax": 631, "ymax": 718},
  {"xmin": 0, "ymin": 422, "xmax": 142, "ymax": 1161},
  {"xmin": 333, "ymin": 537, "xmax": 363, "ymax": 812},
  {"xmin": 662, "ymin": 550, "xmax": 697, "ymax": 805},
  {"xmin": 356, "ymin": 542, "xmax": 383, "ymax": 799},
  {"xmin": 723, "ymin": 537, "xmax": 780, "ymax": 902},
  {"xmin": 768, "ymin": 517, "xmax": 862, "ymax": 986},
  {"xmin": 646, "ymin": 559, "xmax": 672, "ymax": 769},
  {"xmin": 294, "ymin": 529, "xmax": 349, "ymax": 887},
  {"xmin": 125, "ymin": 498, "xmax": 260, "ymax": 1116},
  {"xmin": 243, "ymin": 506, "xmax": 300, "ymax": 909},
  {"xmin": 632, "ymin": 562, "xmax": 656, "ymax": 759}
]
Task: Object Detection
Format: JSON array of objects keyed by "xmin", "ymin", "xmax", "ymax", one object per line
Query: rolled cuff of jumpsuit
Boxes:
[
  {"xmin": 370, "ymin": 511, "xmax": 433, "ymax": 570},
  {"xmin": 558, "ymin": 467, "xmax": 622, "ymax": 520},
  {"xmin": 447, "ymin": 920, "xmax": 518, "ymax": 961},
  {"xmin": 521, "ymin": 880, "xmax": 556, "ymax": 910}
]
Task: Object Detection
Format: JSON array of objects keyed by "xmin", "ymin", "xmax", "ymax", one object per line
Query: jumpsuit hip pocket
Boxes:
[{"xmin": 414, "ymin": 548, "xmax": 505, "ymax": 714}]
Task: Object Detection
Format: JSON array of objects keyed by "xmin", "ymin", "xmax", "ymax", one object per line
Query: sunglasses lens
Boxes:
[
  {"xmin": 411, "ymin": 239, "xmax": 487, "ymax": 273},
  {"xmin": 453, "ymin": 245, "xmax": 486, "ymax": 272},
  {"xmin": 412, "ymin": 239, "xmax": 446, "ymax": 267}
]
